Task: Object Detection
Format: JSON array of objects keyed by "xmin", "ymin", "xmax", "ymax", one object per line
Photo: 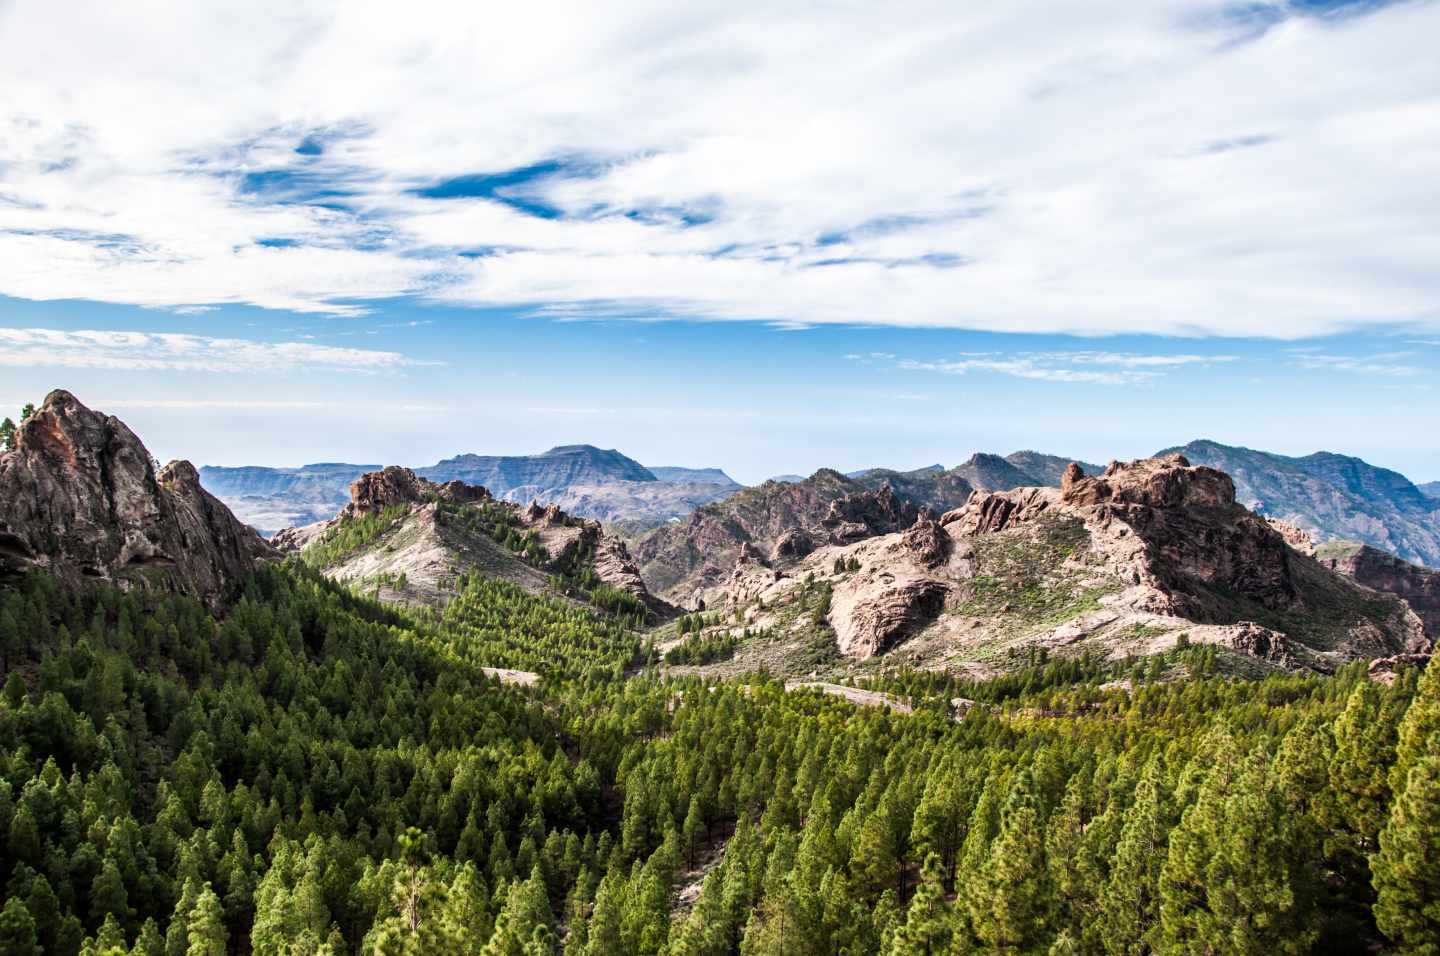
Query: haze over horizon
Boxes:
[{"xmin": 3, "ymin": 0, "xmax": 1439, "ymax": 483}]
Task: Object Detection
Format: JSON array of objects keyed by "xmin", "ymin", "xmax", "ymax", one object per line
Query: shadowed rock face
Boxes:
[
  {"xmin": 1320, "ymin": 543, "xmax": 1440, "ymax": 638},
  {"xmin": 0, "ymin": 390, "xmax": 275, "ymax": 609}
]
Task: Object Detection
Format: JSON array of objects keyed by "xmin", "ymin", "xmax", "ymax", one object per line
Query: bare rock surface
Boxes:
[
  {"xmin": 1319, "ymin": 541, "xmax": 1440, "ymax": 638},
  {"xmin": 0, "ymin": 391, "xmax": 274, "ymax": 609}
]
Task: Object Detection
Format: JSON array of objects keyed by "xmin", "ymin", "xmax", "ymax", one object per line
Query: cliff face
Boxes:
[
  {"xmin": 1319, "ymin": 541, "xmax": 1440, "ymax": 638},
  {"xmin": 0, "ymin": 391, "xmax": 275, "ymax": 608},
  {"xmin": 633, "ymin": 467, "xmax": 975, "ymax": 603}
]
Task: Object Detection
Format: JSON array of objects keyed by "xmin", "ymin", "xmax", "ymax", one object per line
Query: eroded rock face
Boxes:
[
  {"xmin": 829, "ymin": 574, "xmax": 949, "ymax": 658},
  {"xmin": 898, "ymin": 515, "xmax": 950, "ymax": 568},
  {"xmin": 941, "ymin": 487, "xmax": 1058, "ymax": 536},
  {"xmin": 1223, "ymin": 622, "xmax": 1297, "ymax": 667},
  {"xmin": 1321, "ymin": 544, "xmax": 1440, "ymax": 638},
  {"xmin": 772, "ymin": 528, "xmax": 815, "ymax": 562},
  {"xmin": 0, "ymin": 391, "xmax": 275, "ymax": 609}
]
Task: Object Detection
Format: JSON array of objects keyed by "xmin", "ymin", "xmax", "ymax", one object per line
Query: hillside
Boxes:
[
  {"xmin": 632, "ymin": 466, "xmax": 976, "ymax": 602},
  {"xmin": 1421, "ymin": 480, "xmax": 1440, "ymax": 499},
  {"xmin": 659, "ymin": 455, "xmax": 1428, "ymax": 682},
  {"xmin": 647, "ymin": 465, "xmax": 741, "ymax": 487},
  {"xmin": 5, "ymin": 395, "xmax": 1440, "ymax": 955},
  {"xmin": 1162, "ymin": 440, "xmax": 1440, "ymax": 568},
  {"xmin": 275, "ymin": 465, "xmax": 671, "ymax": 622}
]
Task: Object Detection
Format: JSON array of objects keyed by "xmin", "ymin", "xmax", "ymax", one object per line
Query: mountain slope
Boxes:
[
  {"xmin": 1004, "ymin": 450, "xmax": 1106, "ymax": 487},
  {"xmin": 1162, "ymin": 440, "xmax": 1440, "ymax": 568},
  {"xmin": 1317, "ymin": 540, "xmax": 1440, "ymax": 639},
  {"xmin": 276, "ymin": 465, "xmax": 671, "ymax": 621},
  {"xmin": 668, "ymin": 455, "xmax": 1427, "ymax": 680},
  {"xmin": 648, "ymin": 465, "xmax": 741, "ymax": 487},
  {"xmin": 632, "ymin": 467, "xmax": 975, "ymax": 602},
  {"xmin": 0, "ymin": 390, "xmax": 274, "ymax": 609},
  {"xmin": 1419, "ymin": 480, "xmax": 1440, "ymax": 499}
]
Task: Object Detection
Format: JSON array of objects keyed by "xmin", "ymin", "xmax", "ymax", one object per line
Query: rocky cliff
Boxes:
[
  {"xmin": 1318, "ymin": 541, "xmax": 1440, "ymax": 638},
  {"xmin": 632, "ymin": 467, "xmax": 975, "ymax": 604},
  {"xmin": 1161, "ymin": 440, "xmax": 1440, "ymax": 568},
  {"xmin": 674, "ymin": 454, "xmax": 1426, "ymax": 677},
  {"xmin": 0, "ymin": 391, "xmax": 275, "ymax": 608}
]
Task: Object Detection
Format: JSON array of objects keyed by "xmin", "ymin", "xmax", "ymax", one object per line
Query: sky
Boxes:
[{"xmin": 1, "ymin": 0, "xmax": 1437, "ymax": 484}]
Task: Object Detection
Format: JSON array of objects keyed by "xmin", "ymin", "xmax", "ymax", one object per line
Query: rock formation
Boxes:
[
  {"xmin": 1319, "ymin": 542, "xmax": 1440, "ymax": 638},
  {"xmin": 276, "ymin": 465, "xmax": 669, "ymax": 616},
  {"xmin": 0, "ymin": 390, "xmax": 275, "ymax": 609}
]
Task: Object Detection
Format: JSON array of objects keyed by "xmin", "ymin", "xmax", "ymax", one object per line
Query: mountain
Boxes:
[
  {"xmin": 668, "ymin": 454, "xmax": 1426, "ymax": 680},
  {"xmin": 1317, "ymin": 540, "xmax": 1440, "ymax": 639},
  {"xmin": 633, "ymin": 466, "xmax": 976, "ymax": 601},
  {"xmin": 1, "ymin": 390, "xmax": 274, "ymax": 608},
  {"xmin": 951, "ymin": 452, "xmax": 1043, "ymax": 491},
  {"xmin": 1161, "ymin": 440, "xmax": 1440, "ymax": 568},
  {"xmin": 198, "ymin": 462, "xmax": 378, "ymax": 534},
  {"xmin": 1003, "ymin": 450, "xmax": 1107, "ymax": 487},
  {"xmin": 202, "ymin": 445, "xmax": 740, "ymax": 535},
  {"xmin": 1421, "ymin": 480, "xmax": 1440, "ymax": 499},
  {"xmin": 274, "ymin": 465, "xmax": 671, "ymax": 620},
  {"xmin": 647, "ymin": 465, "xmax": 741, "ymax": 487},
  {"xmin": 418, "ymin": 444, "xmax": 657, "ymax": 488}
]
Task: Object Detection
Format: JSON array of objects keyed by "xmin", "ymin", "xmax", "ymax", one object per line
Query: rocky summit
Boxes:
[{"xmin": 0, "ymin": 390, "xmax": 274, "ymax": 609}]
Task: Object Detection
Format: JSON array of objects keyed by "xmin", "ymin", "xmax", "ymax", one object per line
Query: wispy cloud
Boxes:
[
  {"xmin": 1288, "ymin": 350, "xmax": 1420, "ymax": 377},
  {"xmin": 0, "ymin": 1, "xmax": 1435, "ymax": 336},
  {"xmin": 0, "ymin": 328, "xmax": 429, "ymax": 374},
  {"xmin": 897, "ymin": 351, "xmax": 1237, "ymax": 386}
]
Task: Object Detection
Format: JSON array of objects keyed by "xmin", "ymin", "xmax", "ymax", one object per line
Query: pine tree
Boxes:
[
  {"xmin": 186, "ymin": 884, "xmax": 227, "ymax": 956},
  {"xmin": 890, "ymin": 853, "xmax": 954, "ymax": 955},
  {"xmin": 1097, "ymin": 757, "xmax": 1171, "ymax": 956},
  {"xmin": 0, "ymin": 897, "xmax": 41, "ymax": 956},
  {"xmin": 969, "ymin": 773, "xmax": 1051, "ymax": 952},
  {"xmin": 0, "ymin": 416, "xmax": 15, "ymax": 453},
  {"xmin": 1373, "ymin": 744, "xmax": 1440, "ymax": 952},
  {"xmin": 1330, "ymin": 681, "xmax": 1396, "ymax": 854},
  {"xmin": 1158, "ymin": 748, "xmax": 1319, "ymax": 955}
]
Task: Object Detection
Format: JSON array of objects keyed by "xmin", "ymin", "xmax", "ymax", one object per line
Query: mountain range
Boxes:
[
  {"xmin": 202, "ymin": 441, "xmax": 1440, "ymax": 572},
  {"xmin": 201, "ymin": 446, "xmax": 742, "ymax": 534}
]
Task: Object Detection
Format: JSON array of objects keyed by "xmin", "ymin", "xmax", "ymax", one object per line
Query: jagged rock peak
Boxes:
[
  {"xmin": 347, "ymin": 466, "xmax": 491, "ymax": 517},
  {"xmin": 1061, "ymin": 454, "xmax": 1236, "ymax": 510},
  {"xmin": 0, "ymin": 389, "xmax": 275, "ymax": 608}
]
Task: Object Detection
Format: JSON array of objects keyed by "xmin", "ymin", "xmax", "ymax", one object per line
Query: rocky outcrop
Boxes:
[
  {"xmin": 829, "ymin": 574, "xmax": 949, "ymax": 659},
  {"xmin": 1223, "ymin": 622, "xmax": 1298, "ymax": 667},
  {"xmin": 772, "ymin": 528, "xmax": 815, "ymax": 562},
  {"xmin": 636, "ymin": 468, "xmax": 974, "ymax": 602},
  {"xmin": 898, "ymin": 515, "xmax": 950, "ymax": 568},
  {"xmin": 1319, "ymin": 542, "xmax": 1440, "ymax": 638},
  {"xmin": 0, "ymin": 391, "xmax": 275, "ymax": 609},
  {"xmin": 1369, "ymin": 653, "xmax": 1433, "ymax": 685},
  {"xmin": 942, "ymin": 487, "xmax": 1058, "ymax": 536}
]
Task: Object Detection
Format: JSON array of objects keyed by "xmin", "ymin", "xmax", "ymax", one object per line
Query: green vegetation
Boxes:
[
  {"xmin": 2, "ymin": 559, "xmax": 1439, "ymax": 954},
  {"xmin": 304, "ymin": 504, "xmax": 410, "ymax": 568},
  {"xmin": 664, "ymin": 631, "xmax": 740, "ymax": 666},
  {"xmin": 959, "ymin": 517, "xmax": 1116, "ymax": 629}
]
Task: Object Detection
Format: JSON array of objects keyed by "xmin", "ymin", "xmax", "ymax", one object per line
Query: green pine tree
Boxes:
[{"xmin": 1374, "ymin": 743, "xmax": 1440, "ymax": 953}]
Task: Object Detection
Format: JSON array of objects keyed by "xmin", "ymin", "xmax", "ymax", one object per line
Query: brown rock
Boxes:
[
  {"xmin": 772, "ymin": 528, "xmax": 815, "ymax": 562},
  {"xmin": 1321, "ymin": 543, "xmax": 1440, "ymax": 639},
  {"xmin": 830, "ymin": 575, "xmax": 949, "ymax": 659},
  {"xmin": 1369, "ymin": 653, "xmax": 1433, "ymax": 685},
  {"xmin": 898, "ymin": 515, "xmax": 950, "ymax": 567},
  {"xmin": 0, "ymin": 390, "xmax": 275, "ymax": 609}
]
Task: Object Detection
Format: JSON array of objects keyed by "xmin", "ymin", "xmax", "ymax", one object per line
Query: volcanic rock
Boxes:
[{"xmin": 0, "ymin": 390, "xmax": 275, "ymax": 608}]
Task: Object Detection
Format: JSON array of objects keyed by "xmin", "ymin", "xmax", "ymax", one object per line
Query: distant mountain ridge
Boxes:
[
  {"xmin": 202, "ymin": 445, "xmax": 742, "ymax": 535},
  {"xmin": 1159, "ymin": 440, "xmax": 1440, "ymax": 568}
]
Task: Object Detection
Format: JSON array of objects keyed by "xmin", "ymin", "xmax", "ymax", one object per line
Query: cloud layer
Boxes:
[
  {"xmin": 2, "ymin": 0, "xmax": 1438, "ymax": 336},
  {"xmin": 0, "ymin": 328, "xmax": 420, "ymax": 373}
]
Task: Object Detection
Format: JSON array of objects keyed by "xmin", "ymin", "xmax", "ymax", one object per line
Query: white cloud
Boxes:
[
  {"xmin": 1289, "ymin": 351, "xmax": 1420, "ymax": 377},
  {"xmin": 897, "ymin": 350, "xmax": 1238, "ymax": 385},
  {"xmin": 0, "ymin": 328, "xmax": 426, "ymax": 374},
  {"xmin": 0, "ymin": 1, "xmax": 1438, "ymax": 336}
]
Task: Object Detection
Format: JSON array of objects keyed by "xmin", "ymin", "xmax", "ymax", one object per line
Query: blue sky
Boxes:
[{"xmin": 1, "ymin": 0, "xmax": 1437, "ymax": 484}]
